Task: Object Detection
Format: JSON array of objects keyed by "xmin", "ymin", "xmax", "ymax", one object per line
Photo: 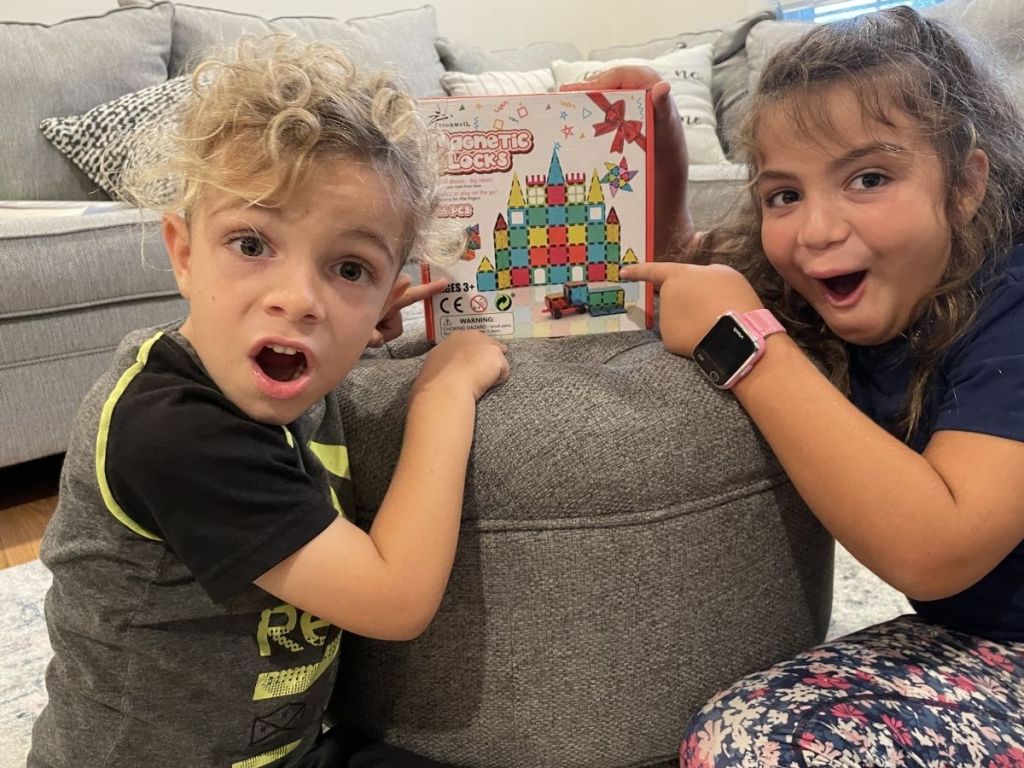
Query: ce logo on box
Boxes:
[{"xmin": 439, "ymin": 296, "xmax": 465, "ymax": 313}]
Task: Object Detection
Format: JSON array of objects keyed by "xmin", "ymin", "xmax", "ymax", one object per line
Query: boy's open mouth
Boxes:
[
  {"xmin": 821, "ymin": 270, "xmax": 867, "ymax": 298},
  {"xmin": 254, "ymin": 344, "xmax": 308, "ymax": 382}
]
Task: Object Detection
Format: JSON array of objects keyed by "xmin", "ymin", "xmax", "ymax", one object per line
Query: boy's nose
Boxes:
[
  {"xmin": 796, "ymin": 198, "xmax": 849, "ymax": 251},
  {"xmin": 264, "ymin": 264, "xmax": 324, "ymax": 323}
]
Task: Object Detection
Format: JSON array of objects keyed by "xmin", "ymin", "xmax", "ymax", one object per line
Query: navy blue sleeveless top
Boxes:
[{"xmin": 847, "ymin": 236, "xmax": 1024, "ymax": 642}]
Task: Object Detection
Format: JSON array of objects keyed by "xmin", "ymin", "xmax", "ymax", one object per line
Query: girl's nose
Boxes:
[{"xmin": 796, "ymin": 198, "xmax": 850, "ymax": 251}]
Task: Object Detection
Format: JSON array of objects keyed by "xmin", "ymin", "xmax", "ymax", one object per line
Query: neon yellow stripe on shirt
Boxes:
[
  {"xmin": 252, "ymin": 630, "xmax": 341, "ymax": 701},
  {"xmin": 308, "ymin": 441, "xmax": 350, "ymax": 479},
  {"xmin": 95, "ymin": 332, "xmax": 164, "ymax": 541},
  {"xmin": 230, "ymin": 739, "xmax": 302, "ymax": 768}
]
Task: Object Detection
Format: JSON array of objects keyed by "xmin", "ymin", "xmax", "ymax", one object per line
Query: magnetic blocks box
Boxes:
[{"xmin": 417, "ymin": 89, "xmax": 654, "ymax": 342}]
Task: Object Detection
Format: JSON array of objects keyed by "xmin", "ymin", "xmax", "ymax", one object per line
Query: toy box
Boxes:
[{"xmin": 417, "ymin": 89, "xmax": 653, "ymax": 341}]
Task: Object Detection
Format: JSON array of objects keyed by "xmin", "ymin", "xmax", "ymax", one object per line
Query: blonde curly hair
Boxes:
[{"xmin": 125, "ymin": 35, "xmax": 458, "ymax": 266}]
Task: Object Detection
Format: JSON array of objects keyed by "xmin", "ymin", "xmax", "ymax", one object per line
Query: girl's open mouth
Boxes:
[
  {"xmin": 254, "ymin": 344, "xmax": 308, "ymax": 382},
  {"xmin": 820, "ymin": 270, "xmax": 867, "ymax": 305}
]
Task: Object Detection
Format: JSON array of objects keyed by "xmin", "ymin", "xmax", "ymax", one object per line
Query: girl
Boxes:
[
  {"xmin": 609, "ymin": 7, "xmax": 1024, "ymax": 765},
  {"xmin": 29, "ymin": 38, "xmax": 508, "ymax": 768}
]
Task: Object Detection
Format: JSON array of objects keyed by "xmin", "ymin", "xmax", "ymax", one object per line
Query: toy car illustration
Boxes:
[{"xmin": 544, "ymin": 281, "xmax": 626, "ymax": 319}]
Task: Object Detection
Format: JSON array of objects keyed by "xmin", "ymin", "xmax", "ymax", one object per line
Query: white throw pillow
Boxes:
[
  {"xmin": 441, "ymin": 68, "xmax": 555, "ymax": 97},
  {"xmin": 551, "ymin": 44, "xmax": 727, "ymax": 165}
]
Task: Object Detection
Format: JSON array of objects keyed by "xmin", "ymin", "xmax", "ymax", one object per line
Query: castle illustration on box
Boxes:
[{"xmin": 473, "ymin": 146, "xmax": 639, "ymax": 293}]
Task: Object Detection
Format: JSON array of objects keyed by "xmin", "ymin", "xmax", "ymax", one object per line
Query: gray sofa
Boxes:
[
  {"xmin": 0, "ymin": 1, "xmax": 765, "ymax": 469},
  {"xmin": 3, "ymin": 0, "xmax": 1020, "ymax": 470}
]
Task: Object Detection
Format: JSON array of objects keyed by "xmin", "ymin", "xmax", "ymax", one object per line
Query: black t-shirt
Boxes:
[
  {"xmin": 30, "ymin": 327, "xmax": 354, "ymax": 767},
  {"xmin": 104, "ymin": 331, "xmax": 350, "ymax": 601},
  {"xmin": 848, "ymin": 237, "xmax": 1024, "ymax": 641}
]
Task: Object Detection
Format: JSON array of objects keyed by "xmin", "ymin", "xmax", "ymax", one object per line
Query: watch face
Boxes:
[{"xmin": 693, "ymin": 314, "xmax": 758, "ymax": 386}]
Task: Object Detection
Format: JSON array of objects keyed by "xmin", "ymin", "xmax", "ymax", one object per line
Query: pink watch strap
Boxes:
[{"xmin": 738, "ymin": 308, "xmax": 784, "ymax": 339}]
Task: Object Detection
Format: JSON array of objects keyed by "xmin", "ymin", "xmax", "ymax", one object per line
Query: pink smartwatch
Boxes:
[{"xmin": 692, "ymin": 309, "xmax": 785, "ymax": 389}]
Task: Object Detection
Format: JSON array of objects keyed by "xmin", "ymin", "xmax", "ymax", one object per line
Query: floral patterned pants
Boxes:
[{"xmin": 681, "ymin": 616, "xmax": 1024, "ymax": 767}]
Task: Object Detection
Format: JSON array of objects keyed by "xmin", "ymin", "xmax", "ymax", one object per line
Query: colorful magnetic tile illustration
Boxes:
[{"xmin": 479, "ymin": 146, "xmax": 636, "ymax": 300}]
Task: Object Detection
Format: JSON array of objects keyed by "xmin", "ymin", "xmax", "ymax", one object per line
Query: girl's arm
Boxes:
[
  {"xmin": 255, "ymin": 330, "xmax": 509, "ymax": 640},
  {"xmin": 625, "ymin": 262, "xmax": 1024, "ymax": 601},
  {"xmin": 735, "ymin": 335, "xmax": 1024, "ymax": 600}
]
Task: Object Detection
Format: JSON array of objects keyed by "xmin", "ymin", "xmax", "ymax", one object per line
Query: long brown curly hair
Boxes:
[{"xmin": 691, "ymin": 6, "xmax": 1024, "ymax": 440}]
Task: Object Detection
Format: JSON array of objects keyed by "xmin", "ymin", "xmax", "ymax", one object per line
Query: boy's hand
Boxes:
[
  {"xmin": 369, "ymin": 274, "xmax": 449, "ymax": 347},
  {"xmin": 414, "ymin": 330, "xmax": 509, "ymax": 402},
  {"xmin": 561, "ymin": 65, "xmax": 696, "ymax": 262},
  {"xmin": 622, "ymin": 262, "xmax": 763, "ymax": 357}
]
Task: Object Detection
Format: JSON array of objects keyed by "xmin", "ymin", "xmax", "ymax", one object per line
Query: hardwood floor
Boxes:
[{"xmin": 0, "ymin": 454, "xmax": 61, "ymax": 569}]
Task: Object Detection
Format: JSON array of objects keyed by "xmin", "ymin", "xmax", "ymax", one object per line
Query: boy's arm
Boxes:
[{"xmin": 255, "ymin": 330, "xmax": 508, "ymax": 640}]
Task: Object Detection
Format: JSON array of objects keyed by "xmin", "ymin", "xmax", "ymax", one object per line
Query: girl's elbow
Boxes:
[{"xmin": 891, "ymin": 553, "xmax": 981, "ymax": 602}]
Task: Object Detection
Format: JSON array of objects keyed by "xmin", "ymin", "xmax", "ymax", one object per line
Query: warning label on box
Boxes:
[{"xmin": 439, "ymin": 313, "xmax": 515, "ymax": 339}]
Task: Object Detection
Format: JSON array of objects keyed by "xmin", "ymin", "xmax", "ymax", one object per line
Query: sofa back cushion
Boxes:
[
  {"xmin": 435, "ymin": 36, "xmax": 582, "ymax": 74},
  {"xmin": 0, "ymin": 4, "xmax": 172, "ymax": 201},
  {"xmin": 120, "ymin": 1, "xmax": 446, "ymax": 97}
]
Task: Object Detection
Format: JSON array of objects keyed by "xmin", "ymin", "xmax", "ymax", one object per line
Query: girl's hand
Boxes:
[
  {"xmin": 414, "ymin": 330, "xmax": 509, "ymax": 402},
  {"xmin": 561, "ymin": 65, "xmax": 696, "ymax": 262},
  {"xmin": 623, "ymin": 262, "xmax": 764, "ymax": 357},
  {"xmin": 369, "ymin": 274, "xmax": 449, "ymax": 347}
]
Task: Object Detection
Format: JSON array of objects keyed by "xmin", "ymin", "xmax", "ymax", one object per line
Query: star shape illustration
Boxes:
[
  {"xmin": 560, "ymin": 123, "xmax": 575, "ymax": 139},
  {"xmin": 600, "ymin": 156, "xmax": 638, "ymax": 196}
]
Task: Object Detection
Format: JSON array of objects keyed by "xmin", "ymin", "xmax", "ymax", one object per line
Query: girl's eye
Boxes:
[
  {"xmin": 850, "ymin": 172, "xmax": 888, "ymax": 190},
  {"xmin": 231, "ymin": 234, "xmax": 267, "ymax": 258},
  {"xmin": 335, "ymin": 260, "xmax": 365, "ymax": 282},
  {"xmin": 765, "ymin": 189, "xmax": 800, "ymax": 208}
]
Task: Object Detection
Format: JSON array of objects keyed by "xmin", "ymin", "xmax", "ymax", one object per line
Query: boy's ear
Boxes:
[
  {"xmin": 387, "ymin": 268, "xmax": 411, "ymax": 309},
  {"xmin": 957, "ymin": 148, "xmax": 990, "ymax": 222},
  {"xmin": 163, "ymin": 214, "xmax": 193, "ymax": 299}
]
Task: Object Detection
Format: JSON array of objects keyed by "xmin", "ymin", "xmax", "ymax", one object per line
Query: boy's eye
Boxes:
[
  {"xmin": 850, "ymin": 172, "xmax": 888, "ymax": 190},
  {"xmin": 232, "ymin": 234, "xmax": 267, "ymax": 258},
  {"xmin": 336, "ymin": 261, "xmax": 365, "ymax": 282},
  {"xmin": 765, "ymin": 189, "xmax": 800, "ymax": 207}
]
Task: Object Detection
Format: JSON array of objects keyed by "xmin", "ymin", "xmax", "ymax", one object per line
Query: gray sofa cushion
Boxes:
[
  {"xmin": 588, "ymin": 28, "xmax": 722, "ymax": 61},
  {"xmin": 0, "ymin": 207, "xmax": 175, "ymax": 323},
  {"xmin": 436, "ymin": 36, "xmax": 582, "ymax": 74},
  {"xmin": 120, "ymin": 1, "xmax": 446, "ymax": 98},
  {"xmin": 0, "ymin": 4, "xmax": 172, "ymax": 201},
  {"xmin": 710, "ymin": 9, "xmax": 777, "ymax": 156},
  {"xmin": 272, "ymin": 7, "xmax": 446, "ymax": 98},
  {"xmin": 0, "ymin": 206, "xmax": 185, "ymax": 467},
  {"xmin": 328, "ymin": 330, "xmax": 832, "ymax": 767}
]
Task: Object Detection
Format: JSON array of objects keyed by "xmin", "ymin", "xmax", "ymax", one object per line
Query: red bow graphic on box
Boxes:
[{"xmin": 588, "ymin": 93, "xmax": 647, "ymax": 154}]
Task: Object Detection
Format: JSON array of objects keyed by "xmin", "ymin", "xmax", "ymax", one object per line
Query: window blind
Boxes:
[{"xmin": 780, "ymin": 0, "xmax": 944, "ymax": 23}]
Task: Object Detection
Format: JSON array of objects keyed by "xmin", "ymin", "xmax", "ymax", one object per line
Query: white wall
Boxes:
[{"xmin": 4, "ymin": 0, "xmax": 773, "ymax": 53}]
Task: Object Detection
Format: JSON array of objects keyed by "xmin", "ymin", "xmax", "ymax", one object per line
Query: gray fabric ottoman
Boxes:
[{"xmin": 329, "ymin": 329, "xmax": 832, "ymax": 768}]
